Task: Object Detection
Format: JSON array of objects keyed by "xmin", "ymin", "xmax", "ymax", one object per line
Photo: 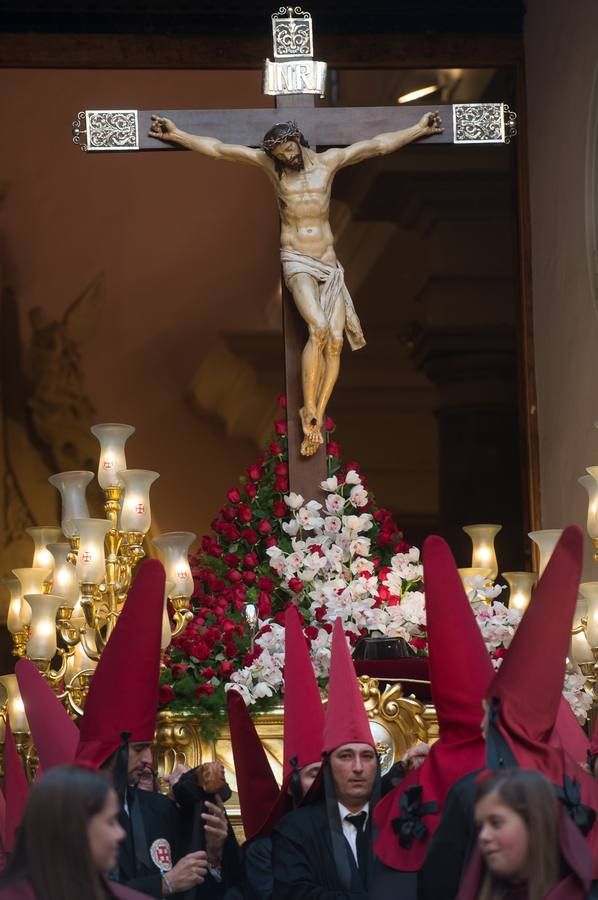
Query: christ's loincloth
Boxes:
[{"xmin": 280, "ymin": 249, "xmax": 366, "ymax": 351}]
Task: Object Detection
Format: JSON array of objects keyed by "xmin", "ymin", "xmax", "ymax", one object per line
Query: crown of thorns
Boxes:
[{"xmin": 261, "ymin": 121, "xmax": 304, "ymax": 152}]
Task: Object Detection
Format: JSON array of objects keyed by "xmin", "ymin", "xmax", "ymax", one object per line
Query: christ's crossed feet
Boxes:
[{"xmin": 299, "ymin": 408, "xmax": 323, "ymax": 457}]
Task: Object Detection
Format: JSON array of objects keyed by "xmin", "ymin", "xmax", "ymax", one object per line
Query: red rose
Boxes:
[
  {"xmin": 227, "ymin": 488, "xmax": 241, "ymax": 504},
  {"xmin": 171, "ymin": 663, "xmax": 187, "ymax": 681},
  {"xmin": 274, "ymin": 419, "xmax": 287, "ymax": 435},
  {"xmin": 237, "ymin": 503, "xmax": 252, "ymax": 524},
  {"xmin": 257, "ymin": 576, "xmax": 275, "ymax": 592},
  {"xmin": 314, "ymin": 606, "xmax": 326, "ymax": 622},
  {"xmin": 324, "ymin": 415, "xmax": 335, "ymax": 432},
  {"xmin": 278, "ymin": 394, "xmax": 287, "ymax": 409},
  {"xmin": 269, "ymin": 441, "xmax": 282, "ymax": 455},
  {"xmin": 241, "ymin": 528, "xmax": 258, "ymax": 545},
  {"xmin": 327, "ymin": 441, "xmax": 341, "ymax": 458},
  {"xmin": 288, "ymin": 577, "xmax": 303, "ymax": 594},
  {"xmin": 222, "ymin": 620, "xmax": 237, "ymax": 633},
  {"xmin": 222, "ymin": 506, "xmax": 236, "ymax": 522},
  {"xmin": 258, "ymin": 593, "xmax": 271, "ymax": 618},
  {"xmin": 202, "ymin": 667, "xmax": 217, "ymax": 679},
  {"xmin": 274, "ymin": 462, "xmax": 288, "ymax": 476},
  {"xmin": 264, "ymin": 536, "xmax": 278, "ymax": 548},
  {"xmin": 245, "ymin": 483, "xmax": 257, "ymax": 499},
  {"xmin": 242, "ymin": 570, "xmax": 256, "ymax": 584},
  {"xmin": 227, "ymin": 569, "xmax": 242, "ymax": 583},
  {"xmin": 274, "ymin": 475, "xmax": 289, "ymax": 493},
  {"xmin": 247, "ymin": 464, "xmax": 261, "ymax": 482},
  {"xmin": 220, "ymin": 661, "xmax": 234, "ymax": 678},
  {"xmin": 410, "ymin": 636, "xmax": 427, "ymax": 652},
  {"xmin": 274, "ymin": 611, "xmax": 286, "ymax": 625},
  {"xmin": 224, "ymin": 553, "xmax": 240, "ymax": 567},
  {"xmin": 192, "ymin": 642, "xmax": 211, "ymax": 661},
  {"xmin": 492, "ymin": 647, "xmax": 507, "ymax": 660},
  {"xmin": 242, "ymin": 651, "xmax": 256, "ymax": 666},
  {"xmin": 194, "ymin": 683, "xmax": 215, "ymax": 698},
  {"xmin": 272, "ymin": 500, "xmax": 286, "ymax": 518},
  {"xmin": 304, "ymin": 625, "xmax": 319, "ymax": 641},
  {"xmin": 377, "ymin": 585, "xmax": 390, "ymax": 602},
  {"xmin": 394, "ymin": 540, "xmax": 412, "ymax": 554},
  {"xmin": 243, "ymin": 552, "xmax": 258, "ymax": 568},
  {"xmin": 159, "ymin": 684, "xmax": 175, "ymax": 705},
  {"xmin": 257, "ymin": 519, "xmax": 272, "ymax": 535},
  {"xmin": 225, "ymin": 643, "xmax": 238, "ymax": 659}
]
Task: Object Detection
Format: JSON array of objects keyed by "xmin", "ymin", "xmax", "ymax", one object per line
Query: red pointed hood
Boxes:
[
  {"xmin": 226, "ymin": 688, "xmax": 280, "ymax": 842},
  {"xmin": 4, "ymin": 715, "xmax": 29, "ymax": 853},
  {"xmin": 75, "ymin": 558, "xmax": 165, "ymax": 768},
  {"xmin": 229, "ymin": 606, "xmax": 326, "ymax": 841},
  {"xmin": 486, "ymin": 525, "xmax": 598, "ymax": 874},
  {"xmin": 374, "ymin": 534, "xmax": 494, "ymax": 871},
  {"xmin": 550, "ymin": 696, "xmax": 589, "ymax": 764},
  {"xmin": 487, "ymin": 525, "xmax": 582, "ymax": 778},
  {"xmin": 16, "ymin": 659, "xmax": 79, "ymax": 771},
  {"xmin": 322, "ymin": 618, "xmax": 373, "ymax": 754},
  {"xmin": 282, "ymin": 605, "xmax": 325, "ymax": 777},
  {"xmin": 590, "ymin": 712, "xmax": 598, "ymax": 759}
]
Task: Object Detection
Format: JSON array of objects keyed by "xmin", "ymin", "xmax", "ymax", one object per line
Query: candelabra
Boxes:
[{"xmin": 1, "ymin": 423, "xmax": 195, "ymax": 718}]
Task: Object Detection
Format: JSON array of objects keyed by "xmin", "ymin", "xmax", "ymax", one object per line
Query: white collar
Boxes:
[{"xmin": 338, "ymin": 801, "xmax": 370, "ymax": 821}]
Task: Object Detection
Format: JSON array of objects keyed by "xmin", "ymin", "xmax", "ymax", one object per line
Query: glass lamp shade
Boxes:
[
  {"xmin": 119, "ymin": 469, "xmax": 159, "ymax": 534},
  {"xmin": 580, "ymin": 471, "xmax": 598, "ymax": 539},
  {"xmin": 70, "ymin": 596, "xmax": 86, "ymax": 629},
  {"xmin": 48, "ymin": 471, "xmax": 94, "ymax": 538},
  {"xmin": 3, "ymin": 576, "xmax": 24, "ymax": 635},
  {"xmin": 12, "ymin": 568, "xmax": 52, "ymax": 626},
  {"xmin": 70, "ymin": 518, "xmax": 112, "ymax": 584},
  {"xmin": 46, "ymin": 543, "xmax": 79, "ymax": 608},
  {"xmin": 152, "ymin": 532, "xmax": 196, "ymax": 598},
  {"xmin": 26, "ymin": 526, "xmax": 62, "ymax": 571},
  {"xmin": 579, "ymin": 582, "xmax": 598, "ymax": 648},
  {"xmin": 462, "ymin": 524, "xmax": 502, "ymax": 580},
  {"xmin": 25, "ymin": 593, "xmax": 63, "ymax": 662},
  {"xmin": 0, "ymin": 674, "xmax": 29, "ymax": 733},
  {"xmin": 91, "ymin": 423, "xmax": 135, "ymax": 489},
  {"xmin": 503, "ymin": 571, "xmax": 537, "ymax": 612},
  {"xmin": 65, "ymin": 633, "xmax": 98, "ymax": 682},
  {"xmin": 528, "ymin": 529, "xmax": 563, "ymax": 578},
  {"xmin": 161, "ymin": 579, "xmax": 175, "ymax": 651}
]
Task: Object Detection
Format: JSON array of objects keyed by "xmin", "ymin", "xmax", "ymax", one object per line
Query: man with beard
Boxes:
[{"xmin": 149, "ymin": 111, "xmax": 442, "ymax": 457}]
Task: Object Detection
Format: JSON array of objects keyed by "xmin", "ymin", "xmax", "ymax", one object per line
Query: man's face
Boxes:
[
  {"xmin": 299, "ymin": 761, "xmax": 322, "ymax": 796},
  {"xmin": 329, "ymin": 743, "xmax": 377, "ymax": 811},
  {"xmin": 271, "ymin": 140, "xmax": 304, "ymax": 170},
  {"xmin": 128, "ymin": 742, "xmax": 153, "ymax": 787}
]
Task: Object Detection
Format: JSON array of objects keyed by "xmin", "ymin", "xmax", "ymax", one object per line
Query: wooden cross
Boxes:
[{"xmin": 72, "ymin": 12, "xmax": 515, "ymax": 501}]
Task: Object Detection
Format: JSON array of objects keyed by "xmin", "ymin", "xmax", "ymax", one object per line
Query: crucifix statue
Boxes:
[
  {"xmin": 72, "ymin": 6, "xmax": 516, "ymax": 500},
  {"xmin": 147, "ymin": 110, "xmax": 442, "ymax": 458}
]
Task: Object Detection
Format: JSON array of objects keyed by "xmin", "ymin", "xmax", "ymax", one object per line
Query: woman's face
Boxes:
[
  {"xmin": 88, "ymin": 789, "xmax": 126, "ymax": 873},
  {"xmin": 475, "ymin": 792, "xmax": 529, "ymax": 882}
]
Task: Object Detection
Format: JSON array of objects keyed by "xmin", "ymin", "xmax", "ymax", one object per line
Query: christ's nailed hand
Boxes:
[
  {"xmin": 149, "ymin": 114, "xmax": 177, "ymax": 140},
  {"xmin": 418, "ymin": 111, "xmax": 443, "ymax": 135}
]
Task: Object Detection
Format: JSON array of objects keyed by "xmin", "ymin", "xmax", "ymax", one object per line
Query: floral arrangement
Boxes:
[{"xmin": 159, "ymin": 398, "xmax": 593, "ymax": 730}]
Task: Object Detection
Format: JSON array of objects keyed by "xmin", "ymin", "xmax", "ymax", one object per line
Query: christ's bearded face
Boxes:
[{"xmin": 270, "ymin": 139, "xmax": 304, "ymax": 171}]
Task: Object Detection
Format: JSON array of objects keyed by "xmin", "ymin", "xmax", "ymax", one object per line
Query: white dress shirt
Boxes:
[{"xmin": 338, "ymin": 801, "xmax": 370, "ymax": 863}]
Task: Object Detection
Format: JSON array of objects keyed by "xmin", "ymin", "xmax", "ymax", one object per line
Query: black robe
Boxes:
[
  {"xmin": 272, "ymin": 802, "xmax": 369, "ymax": 900},
  {"xmin": 416, "ymin": 770, "xmax": 478, "ymax": 900},
  {"xmin": 117, "ymin": 788, "xmax": 237, "ymax": 899}
]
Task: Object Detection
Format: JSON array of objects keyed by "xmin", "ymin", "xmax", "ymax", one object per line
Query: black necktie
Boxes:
[{"xmin": 346, "ymin": 811, "xmax": 368, "ymax": 878}]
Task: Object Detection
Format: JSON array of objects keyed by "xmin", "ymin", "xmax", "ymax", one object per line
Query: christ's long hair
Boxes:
[
  {"xmin": 1, "ymin": 765, "xmax": 118, "ymax": 900},
  {"xmin": 475, "ymin": 769, "xmax": 560, "ymax": 900}
]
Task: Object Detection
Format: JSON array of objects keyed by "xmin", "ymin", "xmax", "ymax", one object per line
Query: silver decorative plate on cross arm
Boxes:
[
  {"xmin": 263, "ymin": 6, "xmax": 327, "ymax": 98},
  {"xmin": 72, "ymin": 110, "xmax": 139, "ymax": 152},
  {"xmin": 453, "ymin": 103, "xmax": 518, "ymax": 144}
]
